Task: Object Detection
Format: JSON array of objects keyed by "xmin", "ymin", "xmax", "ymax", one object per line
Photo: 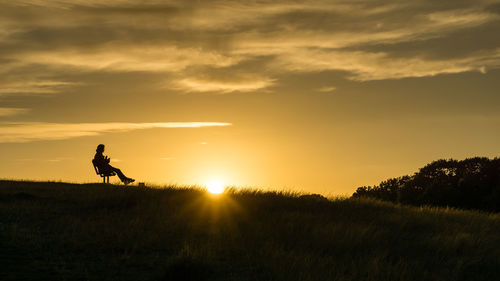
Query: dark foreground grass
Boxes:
[{"xmin": 1, "ymin": 180, "xmax": 500, "ymax": 281}]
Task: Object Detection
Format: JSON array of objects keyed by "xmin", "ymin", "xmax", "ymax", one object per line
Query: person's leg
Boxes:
[{"xmin": 110, "ymin": 166, "xmax": 128, "ymax": 182}]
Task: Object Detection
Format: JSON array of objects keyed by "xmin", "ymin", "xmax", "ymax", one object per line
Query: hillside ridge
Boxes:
[{"xmin": 1, "ymin": 180, "xmax": 500, "ymax": 281}]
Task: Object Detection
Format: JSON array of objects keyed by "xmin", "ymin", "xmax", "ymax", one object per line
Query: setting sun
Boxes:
[{"xmin": 206, "ymin": 180, "xmax": 225, "ymax": 194}]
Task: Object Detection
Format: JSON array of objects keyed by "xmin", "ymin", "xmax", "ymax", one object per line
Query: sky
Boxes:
[{"xmin": 1, "ymin": 0, "xmax": 499, "ymax": 195}]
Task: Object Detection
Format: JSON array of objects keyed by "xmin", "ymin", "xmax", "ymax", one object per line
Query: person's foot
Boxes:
[{"xmin": 123, "ymin": 178, "xmax": 135, "ymax": 185}]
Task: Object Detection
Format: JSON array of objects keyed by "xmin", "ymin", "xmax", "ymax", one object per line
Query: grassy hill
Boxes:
[{"xmin": 1, "ymin": 180, "xmax": 500, "ymax": 281}]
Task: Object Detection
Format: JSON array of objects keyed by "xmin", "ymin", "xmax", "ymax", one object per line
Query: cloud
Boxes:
[
  {"xmin": 46, "ymin": 157, "xmax": 71, "ymax": 163},
  {"xmin": 14, "ymin": 0, "xmax": 145, "ymax": 8},
  {"xmin": 231, "ymin": 10, "xmax": 496, "ymax": 52},
  {"xmin": 270, "ymin": 48, "xmax": 500, "ymax": 81},
  {"xmin": 317, "ymin": 86, "xmax": 336, "ymax": 92},
  {"xmin": 13, "ymin": 157, "xmax": 71, "ymax": 162},
  {"xmin": 0, "ymin": 122, "xmax": 232, "ymax": 143},
  {"xmin": 0, "ymin": 0, "xmax": 499, "ymax": 95},
  {"xmin": 11, "ymin": 46, "xmax": 239, "ymax": 72},
  {"xmin": 176, "ymin": 76, "xmax": 275, "ymax": 93},
  {"xmin": 0, "ymin": 108, "xmax": 29, "ymax": 117},
  {"xmin": 0, "ymin": 80, "xmax": 76, "ymax": 95}
]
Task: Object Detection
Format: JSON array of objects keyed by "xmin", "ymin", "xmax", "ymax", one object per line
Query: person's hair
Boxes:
[{"xmin": 96, "ymin": 144, "xmax": 105, "ymax": 153}]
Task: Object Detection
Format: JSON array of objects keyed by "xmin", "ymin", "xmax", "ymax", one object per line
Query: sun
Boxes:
[{"xmin": 206, "ymin": 180, "xmax": 225, "ymax": 194}]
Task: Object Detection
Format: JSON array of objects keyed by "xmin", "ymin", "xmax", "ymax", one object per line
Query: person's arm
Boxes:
[{"xmin": 94, "ymin": 153, "xmax": 108, "ymax": 166}]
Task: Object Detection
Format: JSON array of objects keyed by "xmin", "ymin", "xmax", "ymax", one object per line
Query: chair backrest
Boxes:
[{"xmin": 92, "ymin": 159, "xmax": 101, "ymax": 175}]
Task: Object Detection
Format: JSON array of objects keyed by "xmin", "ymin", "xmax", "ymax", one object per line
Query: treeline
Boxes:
[{"xmin": 352, "ymin": 157, "xmax": 500, "ymax": 212}]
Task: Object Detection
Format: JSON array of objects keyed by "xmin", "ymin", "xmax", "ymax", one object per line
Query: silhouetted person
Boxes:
[{"xmin": 93, "ymin": 144, "xmax": 135, "ymax": 185}]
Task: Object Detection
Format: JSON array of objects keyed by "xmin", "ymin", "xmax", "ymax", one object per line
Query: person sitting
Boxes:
[{"xmin": 93, "ymin": 144, "xmax": 135, "ymax": 185}]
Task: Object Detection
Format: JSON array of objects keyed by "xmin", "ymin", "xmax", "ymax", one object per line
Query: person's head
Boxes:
[{"xmin": 96, "ymin": 144, "xmax": 105, "ymax": 153}]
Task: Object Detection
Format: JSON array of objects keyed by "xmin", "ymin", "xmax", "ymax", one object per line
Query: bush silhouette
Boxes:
[{"xmin": 353, "ymin": 157, "xmax": 500, "ymax": 212}]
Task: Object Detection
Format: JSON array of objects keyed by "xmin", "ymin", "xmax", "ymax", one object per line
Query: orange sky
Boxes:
[{"xmin": 1, "ymin": 1, "xmax": 500, "ymax": 195}]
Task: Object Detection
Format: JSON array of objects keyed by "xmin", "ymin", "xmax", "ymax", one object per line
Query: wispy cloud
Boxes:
[
  {"xmin": 0, "ymin": 122, "xmax": 232, "ymax": 143},
  {"xmin": 14, "ymin": 157, "xmax": 71, "ymax": 162},
  {"xmin": 46, "ymin": 157, "xmax": 71, "ymax": 163},
  {"xmin": 317, "ymin": 86, "xmax": 336, "ymax": 93},
  {"xmin": 270, "ymin": 48, "xmax": 500, "ymax": 81},
  {"xmin": 0, "ymin": 108, "xmax": 29, "ymax": 117},
  {"xmin": 0, "ymin": 80, "xmax": 76, "ymax": 95},
  {"xmin": 176, "ymin": 77, "xmax": 274, "ymax": 93},
  {"xmin": 12, "ymin": 47, "xmax": 240, "ymax": 73}
]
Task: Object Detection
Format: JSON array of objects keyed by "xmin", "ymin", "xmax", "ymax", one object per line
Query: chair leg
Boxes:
[
  {"xmin": 106, "ymin": 176, "xmax": 110, "ymax": 184},
  {"xmin": 103, "ymin": 177, "xmax": 106, "ymax": 184}
]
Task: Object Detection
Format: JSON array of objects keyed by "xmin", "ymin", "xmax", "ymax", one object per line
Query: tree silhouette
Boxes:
[{"xmin": 353, "ymin": 157, "xmax": 500, "ymax": 212}]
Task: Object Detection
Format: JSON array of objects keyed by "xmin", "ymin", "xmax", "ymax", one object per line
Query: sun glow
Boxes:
[{"xmin": 206, "ymin": 180, "xmax": 225, "ymax": 194}]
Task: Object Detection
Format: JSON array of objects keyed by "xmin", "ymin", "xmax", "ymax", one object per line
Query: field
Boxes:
[{"xmin": 1, "ymin": 180, "xmax": 500, "ymax": 281}]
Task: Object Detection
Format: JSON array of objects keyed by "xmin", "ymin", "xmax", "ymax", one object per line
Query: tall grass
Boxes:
[{"xmin": 1, "ymin": 180, "xmax": 499, "ymax": 281}]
